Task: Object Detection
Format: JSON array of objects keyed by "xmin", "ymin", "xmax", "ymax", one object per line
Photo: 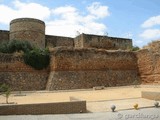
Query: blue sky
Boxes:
[{"xmin": 0, "ymin": 0, "xmax": 160, "ymax": 47}]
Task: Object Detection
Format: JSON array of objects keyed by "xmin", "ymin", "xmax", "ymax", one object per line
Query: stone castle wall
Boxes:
[
  {"xmin": 137, "ymin": 49, "xmax": 160, "ymax": 85},
  {"xmin": 0, "ymin": 30, "xmax": 9, "ymax": 44},
  {"xmin": 0, "ymin": 48, "xmax": 140, "ymax": 91},
  {"xmin": 47, "ymin": 48, "xmax": 139, "ymax": 90},
  {"xmin": 0, "ymin": 18, "xmax": 132, "ymax": 50},
  {"xmin": 0, "ymin": 53, "xmax": 49, "ymax": 91},
  {"xmin": 46, "ymin": 35, "xmax": 74, "ymax": 48},
  {"xmin": 2, "ymin": 18, "xmax": 159, "ymax": 91},
  {"xmin": 74, "ymin": 34, "xmax": 132, "ymax": 50}
]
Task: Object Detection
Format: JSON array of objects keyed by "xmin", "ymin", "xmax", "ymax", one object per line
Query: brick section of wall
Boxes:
[
  {"xmin": 0, "ymin": 30, "xmax": 9, "ymax": 44},
  {"xmin": 47, "ymin": 48, "xmax": 139, "ymax": 90},
  {"xmin": 46, "ymin": 35, "xmax": 74, "ymax": 48},
  {"xmin": 0, "ymin": 101, "xmax": 86, "ymax": 115},
  {"xmin": 0, "ymin": 53, "xmax": 49, "ymax": 91},
  {"xmin": 50, "ymin": 48, "xmax": 137, "ymax": 71},
  {"xmin": 137, "ymin": 49, "xmax": 160, "ymax": 85},
  {"xmin": 74, "ymin": 33, "xmax": 132, "ymax": 50},
  {"xmin": 0, "ymin": 53, "xmax": 49, "ymax": 72}
]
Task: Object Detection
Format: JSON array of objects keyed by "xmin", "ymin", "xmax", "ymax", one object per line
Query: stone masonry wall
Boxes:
[
  {"xmin": 46, "ymin": 35, "xmax": 74, "ymax": 48},
  {"xmin": 0, "ymin": 53, "xmax": 49, "ymax": 91},
  {"xmin": 0, "ymin": 30, "xmax": 9, "ymax": 44},
  {"xmin": 74, "ymin": 34, "xmax": 132, "ymax": 50},
  {"xmin": 47, "ymin": 47, "xmax": 139, "ymax": 90},
  {"xmin": 137, "ymin": 49, "xmax": 160, "ymax": 85},
  {"xmin": 10, "ymin": 18, "xmax": 45, "ymax": 48},
  {"xmin": 0, "ymin": 101, "xmax": 86, "ymax": 115}
]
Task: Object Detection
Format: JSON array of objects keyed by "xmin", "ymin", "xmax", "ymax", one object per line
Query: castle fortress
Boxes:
[
  {"xmin": 0, "ymin": 18, "xmax": 159, "ymax": 91},
  {"xmin": 0, "ymin": 18, "xmax": 132, "ymax": 50}
]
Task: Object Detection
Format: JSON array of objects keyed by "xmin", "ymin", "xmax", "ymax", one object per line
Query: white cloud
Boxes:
[
  {"xmin": 141, "ymin": 15, "xmax": 160, "ymax": 28},
  {"xmin": 140, "ymin": 29, "xmax": 160, "ymax": 39},
  {"xmin": 0, "ymin": 0, "xmax": 109, "ymax": 37},
  {"xmin": 52, "ymin": 6, "xmax": 77, "ymax": 15},
  {"xmin": 87, "ymin": 2, "xmax": 110, "ymax": 18},
  {"xmin": 47, "ymin": 3, "xmax": 109, "ymax": 37},
  {"xmin": 0, "ymin": 0, "xmax": 50, "ymax": 24}
]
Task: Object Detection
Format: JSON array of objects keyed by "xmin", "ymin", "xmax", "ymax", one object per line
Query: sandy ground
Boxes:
[{"xmin": 0, "ymin": 85, "xmax": 160, "ymax": 112}]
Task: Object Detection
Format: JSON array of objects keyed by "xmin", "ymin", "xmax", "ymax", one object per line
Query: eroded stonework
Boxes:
[{"xmin": 0, "ymin": 18, "xmax": 159, "ymax": 91}]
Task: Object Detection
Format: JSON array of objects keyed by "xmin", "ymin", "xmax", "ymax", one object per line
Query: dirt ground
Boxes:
[{"xmin": 0, "ymin": 85, "xmax": 160, "ymax": 112}]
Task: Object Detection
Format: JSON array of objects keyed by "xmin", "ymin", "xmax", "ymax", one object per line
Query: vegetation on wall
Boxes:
[
  {"xmin": 0, "ymin": 40, "xmax": 33, "ymax": 53},
  {"xmin": 131, "ymin": 46, "xmax": 140, "ymax": 51},
  {"xmin": 0, "ymin": 40, "xmax": 50, "ymax": 70},
  {"xmin": 24, "ymin": 48, "xmax": 50, "ymax": 70}
]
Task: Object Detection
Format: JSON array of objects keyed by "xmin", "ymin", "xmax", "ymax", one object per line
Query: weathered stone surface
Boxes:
[
  {"xmin": 136, "ymin": 49, "xmax": 160, "ymax": 85},
  {"xmin": 0, "ymin": 72, "xmax": 48, "ymax": 91},
  {"xmin": 10, "ymin": 18, "xmax": 45, "ymax": 48},
  {"xmin": 0, "ymin": 30, "xmax": 9, "ymax": 44},
  {"xmin": 47, "ymin": 47, "xmax": 139, "ymax": 90},
  {"xmin": 46, "ymin": 35, "xmax": 74, "ymax": 48},
  {"xmin": 74, "ymin": 33, "xmax": 132, "ymax": 50},
  {"xmin": 47, "ymin": 70, "xmax": 139, "ymax": 90},
  {"xmin": 0, "ymin": 101, "xmax": 86, "ymax": 115},
  {"xmin": 0, "ymin": 53, "xmax": 49, "ymax": 90},
  {"xmin": 136, "ymin": 49, "xmax": 154, "ymax": 75},
  {"xmin": 50, "ymin": 48, "xmax": 137, "ymax": 71}
]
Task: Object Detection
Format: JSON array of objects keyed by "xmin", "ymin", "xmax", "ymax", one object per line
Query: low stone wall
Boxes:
[
  {"xmin": 0, "ymin": 101, "xmax": 86, "ymax": 115},
  {"xmin": 0, "ymin": 53, "xmax": 49, "ymax": 91},
  {"xmin": 142, "ymin": 91, "xmax": 160, "ymax": 100},
  {"xmin": 47, "ymin": 48, "xmax": 139, "ymax": 90}
]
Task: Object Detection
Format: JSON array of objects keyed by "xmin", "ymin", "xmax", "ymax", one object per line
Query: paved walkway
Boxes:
[{"xmin": 0, "ymin": 107, "xmax": 159, "ymax": 120}]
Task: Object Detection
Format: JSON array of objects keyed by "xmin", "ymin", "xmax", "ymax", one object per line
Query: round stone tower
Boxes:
[{"xmin": 10, "ymin": 18, "xmax": 45, "ymax": 48}]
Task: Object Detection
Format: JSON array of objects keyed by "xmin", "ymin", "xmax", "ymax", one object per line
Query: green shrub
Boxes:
[
  {"xmin": 0, "ymin": 40, "xmax": 50, "ymax": 70},
  {"xmin": 8, "ymin": 40, "xmax": 33, "ymax": 53},
  {"xmin": 131, "ymin": 46, "xmax": 140, "ymax": 51},
  {"xmin": 0, "ymin": 40, "xmax": 33, "ymax": 53},
  {"xmin": 0, "ymin": 84, "xmax": 11, "ymax": 104},
  {"xmin": 0, "ymin": 41, "xmax": 10, "ymax": 53},
  {"xmin": 24, "ymin": 48, "xmax": 50, "ymax": 70}
]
